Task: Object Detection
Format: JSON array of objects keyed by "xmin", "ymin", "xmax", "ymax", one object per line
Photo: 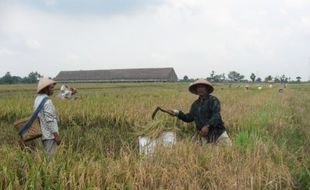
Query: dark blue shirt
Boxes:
[{"xmin": 177, "ymin": 94, "xmax": 226, "ymax": 143}]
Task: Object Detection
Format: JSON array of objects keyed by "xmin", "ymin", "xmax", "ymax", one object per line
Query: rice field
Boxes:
[{"xmin": 0, "ymin": 82, "xmax": 309, "ymax": 189}]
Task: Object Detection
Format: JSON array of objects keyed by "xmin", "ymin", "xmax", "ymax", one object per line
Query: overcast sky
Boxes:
[{"xmin": 0, "ymin": 0, "xmax": 309, "ymax": 80}]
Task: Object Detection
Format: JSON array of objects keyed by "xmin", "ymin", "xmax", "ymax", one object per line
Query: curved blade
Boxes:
[
  {"xmin": 151, "ymin": 106, "xmax": 175, "ymax": 119},
  {"xmin": 151, "ymin": 107, "xmax": 161, "ymax": 120}
]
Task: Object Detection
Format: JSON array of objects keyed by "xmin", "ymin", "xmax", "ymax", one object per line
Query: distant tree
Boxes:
[
  {"xmin": 228, "ymin": 71, "xmax": 244, "ymax": 82},
  {"xmin": 250, "ymin": 73, "xmax": 256, "ymax": 83},
  {"xmin": 183, "ymin": 75, "xmax": 189, "ymax": 81},
  {"xmin": 264, "ymin": 75, "xmax": 273, "ymax": 82},
  {"xmin": 280, "ymin": 75, "xmax": 288, "ymax": 83},
  {"xmin": 221, "ymin": 73, "xmax": 226, "ymax": 82},
  {"xmin": 0, "ymin": 72, "xmax": 14, "ymax": 84},
  {"xmin": 274, "ymin": 76, "xmax": 280, "ymax": 83},
  {"xmin": 240, "ymin": 79, "xmax": 249, "ymax": 83},
  {"xmin": 210, "ymin": 70, "xmax": 215, "ymax": 79},
  {"xmin": 256, "ymin": 77, "xmax": 262, "ymax": 83},
  {"xmin": 207, "ymin": 71, "xmax": 226, "ymax": 83},
  {"xmin": 296, "ymin": 76, "xmax": 301, "ymax": 83},
  {"xmin": 0, "ymin": 71, "xmax": 42, "ymax": 84},
  {"xmin": 213, "ymin": 73, "xmax": 226, "ymax": 83},
  {"xmin": 0, "ymin": 72, "xmax": 24, "ymax": 84},
  {"xmin": 12, "ymin": 76, "xmax": 23, "ymax": 83},
  {"xmin": 23, "ymin": 72, "xmax": 42, "ymax": 83},
  {"xmin": 207, "ymin": 70, "xmax": 215, "ymax": 82}
]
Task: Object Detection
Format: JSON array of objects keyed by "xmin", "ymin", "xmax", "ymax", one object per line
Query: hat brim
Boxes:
[
  {"xmin": 37, "ymin": 81, "xmax": 57, "ymax": 93},
  {"xmin": 189, "ymin": 83, "xmax": 214, "ymax": 94}
]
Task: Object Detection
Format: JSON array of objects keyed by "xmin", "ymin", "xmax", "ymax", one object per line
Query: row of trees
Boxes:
[
  {"xmin": 0, "ymin": 70, "xmax": 303, "ymax": 84},
  {"xmin": 249, "ymin": 73, "xmax": 301, "ymax": 83},
  {"xmin": 0, "ymin": 72, "xmax": 42, "ymax": 84},
  {"xmin": 181, "ymin": 71, "xmax": 303, "ymax": 83}
]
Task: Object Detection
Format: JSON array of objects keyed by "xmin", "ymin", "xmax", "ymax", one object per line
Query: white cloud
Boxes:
[
  {"xmin": 285, "ymin": 0, "xmax": 309, "ymax": 9},
  {"xmin": 65, "ymin": 53, "xmax": 80, "ymax": 62},
  {"xmin": 166, "ymin": 0, "xmax": 199, "ymax": 9},
  {"xmin": 301, "ymin": 16, "xmax": 310, "ymax": 27},
  {"xmin": 0, "ymin": 48, "xmax": 15, "ymax": 56},
  {"xmin": 25, "ymin": 39, "xmax": 41, "ymax": 49},
  {"xmin": 44, "ymin": 0, "xmax": 58, "ymax": 6}
]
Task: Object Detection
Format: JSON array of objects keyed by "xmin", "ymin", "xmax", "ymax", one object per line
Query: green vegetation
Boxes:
[{"xmin": 0, "ymin": 83, "xmax": 309, "ymax": 189}]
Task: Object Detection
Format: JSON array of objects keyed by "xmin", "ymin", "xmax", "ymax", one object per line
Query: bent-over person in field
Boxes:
[
  {"xmin": 169, "ymin": 79, "xmax": 232, "ymax": 146},
  {"xmin": 35, "ymin": 78, "xmax": 61, "ymax": 157},
  {"xmin": 57, "ymin": 84, "xmax": 78, "ymax": 100}
]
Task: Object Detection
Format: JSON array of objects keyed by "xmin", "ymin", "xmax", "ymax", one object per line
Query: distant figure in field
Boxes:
[
  {"xmin": 278, "ymin": 83, "xmax": 286, "ymax": 93},
  {"xmin": 245, "ymin": 84, "xmax": 250, "ymax": 91},
  {"xmin": 168, "ymin": 79, "xmax": 232, "ymax": 146},
  {"xmin": 57, "ymin": 84, "xmax": 78, "ymax": 100},
  {"xmin": 266, "ymin": 80, "xmax": 273, "ymax": 89},
  {"xmin": 35, "ymin": 78, "xmax": 61, "ymax": 157}
]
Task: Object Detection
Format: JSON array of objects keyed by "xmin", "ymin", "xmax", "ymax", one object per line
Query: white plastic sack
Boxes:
[
  {"xmin": 159, "ymin": 131, "xmax": 176, "ymax": 145},
  {"xmin": 138, "ymin": 131, "xmax": 176, "ymax": 155}
]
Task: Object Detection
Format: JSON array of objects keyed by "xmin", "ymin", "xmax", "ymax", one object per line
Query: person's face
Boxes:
[
  {"xmin": 47, "ymin": 84, "xmax": 55, "ymax": 96},
  {"xmin": 196, "ymin": 85, "xmax": 208, "ymax": 96}
]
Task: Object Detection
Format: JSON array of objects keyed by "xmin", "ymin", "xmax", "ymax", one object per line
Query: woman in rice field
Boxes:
[
  {"xmin": 170, "ymin": 79, "xmax": 232, "ymax": 145},
  {"xmin": 35, "ymin": 78, "xmax": 61, "ymax": 156}
]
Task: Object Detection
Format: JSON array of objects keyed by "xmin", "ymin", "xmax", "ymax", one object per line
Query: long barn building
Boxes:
[{"xmin": 54, "ymin": 67, "xmax": 178, "ymax": 83}]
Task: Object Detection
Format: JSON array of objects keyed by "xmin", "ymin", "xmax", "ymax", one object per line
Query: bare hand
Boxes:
[
  {"xmin": 200, "ymin": 126, "xmax": 209, "ymax": 137},
  {"xmin": 166, "ymin": 110, "xmax": 177, "ymax": 116},
  {"xmin": 54, "ymin": 136, "xmax": 61, "ymax": 145},
  {"xmin": 166, "ymin": 109, "xmax": 179, "ymax": 117},
  {"xmin": 53, "ymin": 133, "xmax": 61, "ymax": 145}
]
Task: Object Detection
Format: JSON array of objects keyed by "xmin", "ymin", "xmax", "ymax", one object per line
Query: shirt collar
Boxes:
[
  {"xmin": 37, "ymin": 94, "xmax": 49, "ymax": 98},
  {"xmin": 198, "ymin": 94, "xmax": 209, "ymax": 101}
]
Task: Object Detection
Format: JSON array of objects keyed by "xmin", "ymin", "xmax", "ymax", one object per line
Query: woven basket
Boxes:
[{"xmin": 14, "ymin": 117, "xmax": 42, "ymax": 141}]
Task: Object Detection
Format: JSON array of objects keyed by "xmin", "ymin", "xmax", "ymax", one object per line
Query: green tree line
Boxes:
[
  {"xmin": 180, "ymin": 71, "xmax": 303, "ymax": 83},
  {"xmin": 0, "ymin": 72, "xmax": 42, "ymax": 84}
]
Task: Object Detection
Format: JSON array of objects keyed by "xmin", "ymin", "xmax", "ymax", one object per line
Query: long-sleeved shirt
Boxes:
[
  {"xmin": 177, "ymin": 94, "xmax": 226, "ymax": 143},
  {"xmin": 34, "ymin": 94, "xmax": 59, "ymax": 140}
]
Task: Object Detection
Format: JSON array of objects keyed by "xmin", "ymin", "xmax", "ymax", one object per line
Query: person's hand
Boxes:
[
  {"xmin": 200, "ymin": 126, "xmax": 209, "ymax": 137},
  {"xmin": 54, "ymin": 136, "xmax": 61, "ymax": 145},
  {"xmin": 167, "ymin": 109, "xmax": 179, "ymax": 116},
  {"xmin": 53, "ymin": 133, "xmax": 61, "ymax": 145}
]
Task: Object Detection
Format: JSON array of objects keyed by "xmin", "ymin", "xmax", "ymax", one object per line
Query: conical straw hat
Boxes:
[
  {"xmin": 188, "ymin": 79, "xmax": 214, "ymax": 94},
  {"xmin": 37, "ymin": 78, "xmax": 56, "ymax": 93}
]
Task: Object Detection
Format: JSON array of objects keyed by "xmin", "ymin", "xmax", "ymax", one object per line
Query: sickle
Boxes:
[{"xmin": 151, "ymin": 106, "xmax": 175, "ymax": 120}]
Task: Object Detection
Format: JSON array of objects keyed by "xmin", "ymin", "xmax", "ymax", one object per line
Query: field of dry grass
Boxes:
[{"xmin": 0, "ymin": 82, "xmax": 309, "ymax": 189}]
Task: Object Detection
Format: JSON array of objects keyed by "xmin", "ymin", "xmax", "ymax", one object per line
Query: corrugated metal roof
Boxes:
[{"xmin": 54, "ymin": 67, "xmax": 178, "ymax": 82}]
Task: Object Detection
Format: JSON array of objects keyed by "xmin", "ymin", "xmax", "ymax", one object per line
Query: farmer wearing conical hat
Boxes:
[
  {"xmin": 35, "ymin": 78, "xmax": 61, "ymax": 156},
  {"xmin": 170, "ymin": 79, "xmax": 231, "ymax": 145}
]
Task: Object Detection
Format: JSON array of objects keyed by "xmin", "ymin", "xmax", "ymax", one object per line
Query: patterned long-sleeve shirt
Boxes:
[
  {"xmin": 177, "ymin": 94, "xmax": 226, "ymax": 143},
  {"xmin": 34, "ymin": 94, "xmax": 59, "ymax": 140}
]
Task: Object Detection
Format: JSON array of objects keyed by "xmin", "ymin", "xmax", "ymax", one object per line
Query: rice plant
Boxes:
[{"xmin": 0, "ymin": 83, "xmax": 309, "ymax": 189}]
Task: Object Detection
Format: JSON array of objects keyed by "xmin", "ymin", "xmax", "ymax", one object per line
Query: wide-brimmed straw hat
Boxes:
[
  {"xmin": 37, "ymin": 78, "xmax": 56, "ymax": 93},
  {"xmin": 189, "ymin": 79, "xmax": 214, "ymax": 94}
]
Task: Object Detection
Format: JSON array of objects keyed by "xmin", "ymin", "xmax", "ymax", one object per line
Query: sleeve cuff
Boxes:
[
  {"xmin": 204, "ymin": 124, "xmax": 210, "ymax": 128},
  {"xmin": 173, "ymin": 109, "xmax": 179, "ymax": 115}
]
